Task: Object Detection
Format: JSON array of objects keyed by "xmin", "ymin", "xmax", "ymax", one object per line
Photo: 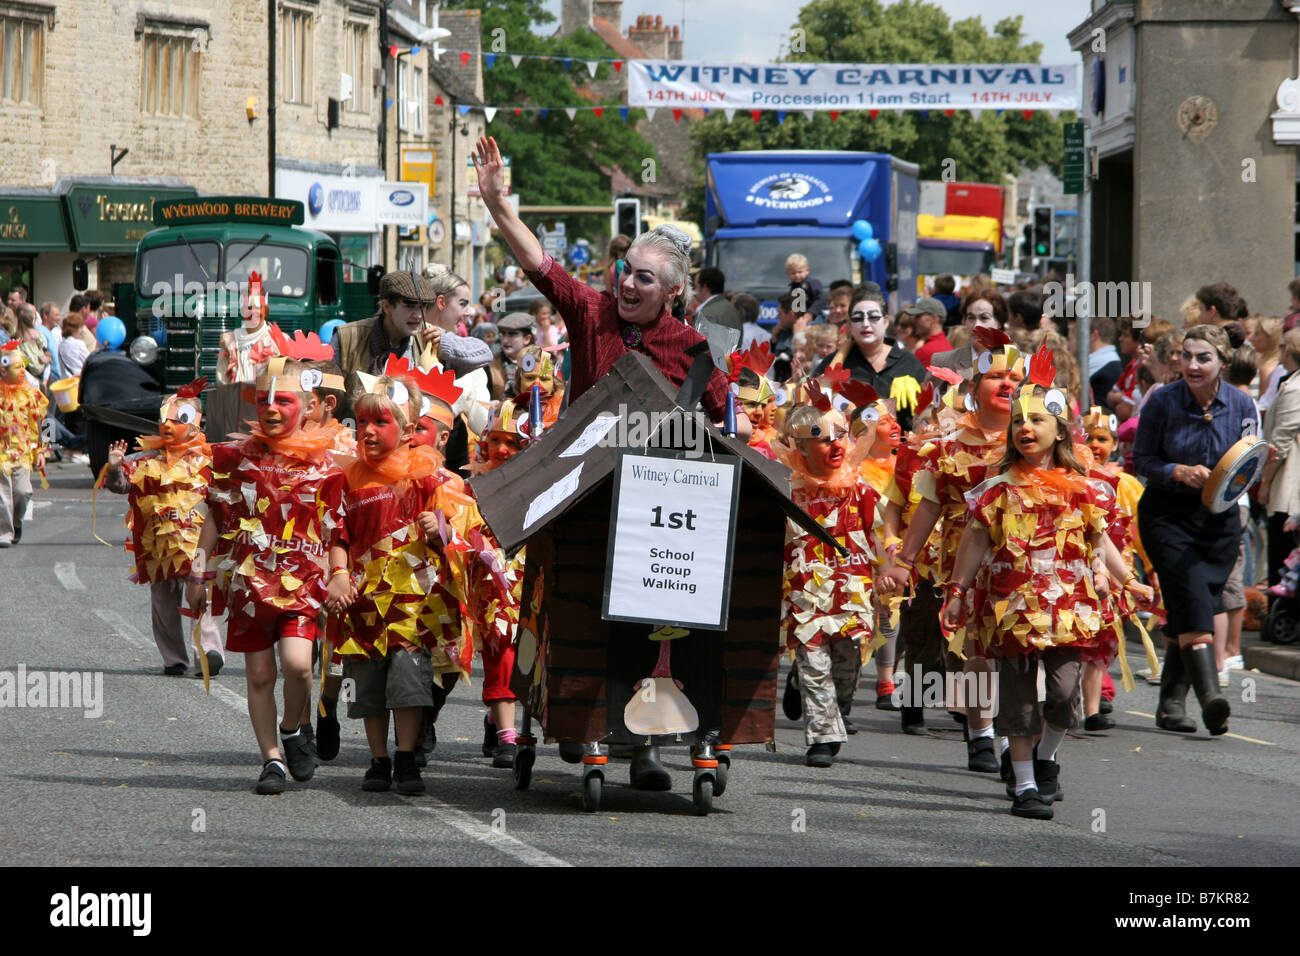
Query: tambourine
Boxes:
[{"xmin": 1202, "ymin": 437, "xmax": 1268, "ymax": 513}]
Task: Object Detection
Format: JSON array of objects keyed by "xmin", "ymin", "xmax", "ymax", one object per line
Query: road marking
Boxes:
[
  {"xmin": 54, "ymin": 562, "xmax": 85, "ymax": 591},
  {"xmin": 94, "ymin": 608, "xmax": 151, "ymax": 649},
  {"xmin": 406, "ymin": 804, "xmax": 572, "ymax": 868},
  {"xmin": 187, "ymin": 675, "xmax": 570, "ymax": 867},
  {"xmin": 1127, "ymin": 711, "xmax": 1275, "ymax": 746}
]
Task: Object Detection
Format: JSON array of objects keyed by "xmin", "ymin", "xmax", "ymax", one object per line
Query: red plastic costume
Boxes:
[{"xmin": 119, "ymin": 432, "xmax": 212, "ymax": 583}]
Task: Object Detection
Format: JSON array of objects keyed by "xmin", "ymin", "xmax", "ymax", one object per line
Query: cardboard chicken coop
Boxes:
[{"xmin": 471, "ymin": 350, "xmax": 839, "ymax": 748}]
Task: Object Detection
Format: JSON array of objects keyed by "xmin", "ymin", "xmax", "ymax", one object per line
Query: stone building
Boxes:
[{"xmin": 1068, "ymin": 0, "xmax": 1299, "ymax": 321}]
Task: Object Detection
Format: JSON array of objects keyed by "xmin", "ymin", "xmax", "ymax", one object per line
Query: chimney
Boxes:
[
  {"xmin": 593, "ymin": 0, "xmax": 623, "ymax": 29},
  {"xmin": 668, "ymin": 24, "xmax": 682, "ymax": 60},
  {"xmin": 628, "ymin": 10, "xmax": 669, "ymax": 58},
  {"xmin": 560, "ymin": 0, "xmax": 593, "ymax": 36}
]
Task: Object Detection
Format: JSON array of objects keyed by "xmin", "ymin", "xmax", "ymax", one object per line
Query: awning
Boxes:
[{"xmin": 0, "ymin": 195, "xmax": 71, "ymax": 253}]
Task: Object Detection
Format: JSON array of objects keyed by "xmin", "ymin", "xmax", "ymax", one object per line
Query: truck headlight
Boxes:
[{"xmin": 129, "ymin": 335, "xmax": 158, "ymax": 365}]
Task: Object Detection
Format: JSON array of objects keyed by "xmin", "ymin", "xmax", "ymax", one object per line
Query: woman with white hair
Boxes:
[{"xmin": 471, "ymin": 137, "xmax": 745, "ymax": 434}]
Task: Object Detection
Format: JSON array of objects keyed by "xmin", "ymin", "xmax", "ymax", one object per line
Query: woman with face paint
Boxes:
[
  {"xmin": 773, "ymin": 383, "xmax": 883, "ymax": 768},
  {"xmin": 102, "ymin": 378, "xmax": 225, "ymax": 677},
  {"xmin": 819, "ymin": 290, "xmax": 926, "ymax": 431},
  {"xmin": 878, "ymin": 329, "xmax": 1023, "ymax": 755},
  {"xmin": 944, "ymin": 353, "xmax": 1150, "ymax": 819},
  {"xmin": 1132, "ymin": 324, "xmax": 1259, "ymax": 737},
  {"xmin": 187, "ymin": 345, "xmax": 345, "ymax": 795}
]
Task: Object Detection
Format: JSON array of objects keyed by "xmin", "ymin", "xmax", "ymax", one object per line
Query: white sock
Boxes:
[
  {"xmin": 1013, "ymin": 759, "xmax": 1036, "ymax": 795},
  {"xmin": 997, "ymin": 736, "xmax": 1010, "ymax": 755},
  {"xmin": 970, "ymin": 723, "xmax": 995, "ymax": 740},
  {"xmin": 1038, "ymin": 724, "xmax": 1067, "ymax": 763}
]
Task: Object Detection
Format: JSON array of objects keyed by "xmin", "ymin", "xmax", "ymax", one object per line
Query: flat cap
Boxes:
[
  {"xmin": 902, "ymin": 296, "xmax": 947, "ymax": 317},
  {"xmin": 378, "ymin": 270, "xmax": 438, "ymax": 303},
  {"xmin": 497, "ymin": 311, "xmax": 536, "ymax": 332}
]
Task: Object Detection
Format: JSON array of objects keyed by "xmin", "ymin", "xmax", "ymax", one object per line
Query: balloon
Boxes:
[
  {"xmin": 852, "ymin": 219, "xmax": 874, "ymax": 241},
  {"xmin": 318, "ymin": 319, "xmax": 346, "ymax": 345},
  {"xmin": 858, "ymin": 238, "xmax": 882, "ymax": 262},
  {"xmin": 96, "ymin": 316, "xmax": 126, "ymax": 350}
]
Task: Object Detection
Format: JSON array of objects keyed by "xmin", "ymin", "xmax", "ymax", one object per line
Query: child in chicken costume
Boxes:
[
  {"xmin": 726, "ymin": 341, "xmax": 780, "ymax": 459},
  {"xmin": 101, "ymin": 378, "xmax": 224, "ymax": 676},
  {"xmin": 773, "ymin": 379, "xmax": 881, "ymax": 769},
  {"xmin": 0, "ymin": 341, "xmax": 47, "ymax": 546},
  {"xmin": 941, "ymin": 349, "xmax": 1151, "ymax": 820},
  {"xmin": 512, "ymin": 345, "xmax": 565, "ymax": 428},
  {"xmin": 216, "ymin": 272, "xmax": 282, "ymax": 385},
  {"xmin": 188, "ymin": 331, "xmax": 343, "ymax": 795}
]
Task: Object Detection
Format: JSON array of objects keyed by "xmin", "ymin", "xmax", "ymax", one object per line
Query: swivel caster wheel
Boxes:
[
  {"xmin": 692, "ymin": 773, "xmax": 714, "ymax": 816},
  {"xmin": 513, "ymin": 746, "xmax": 535, "ymax": 790},
  {"xmin": 581, "ymin": 770, "xmax": 603, "ymax": 812}
]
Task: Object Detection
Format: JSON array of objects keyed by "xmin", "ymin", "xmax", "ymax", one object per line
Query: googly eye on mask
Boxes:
[
  {"xmin": 174, "ymin": 402, "xmax": 199, "ymax": 425},
  {"xmin": 964, "ymin": 391, "xmax": 977, "ymax": 412},
  {"xmin": 774, "ymin": 390, "xmax": 790, "ymax": 408},
  {"xmin": 860, "ymin": 407, "xmax": 880, "ymax": 424},
  {"xmin": 809, "ymin": 423, "xmax": 823, "ymax": 438},
  {"xmin": 420, "ymin": 396, "xmax": 432, "ymax": 418},
  {"xmin": 831, "ymin": 394, "xmax": 852, "ymax": 413},
  {"xmin": 386, "ymin": 381, "xmax": 410, "ymax": 408},
  {"xmin": 1108, "ymin": 414, "xmax": 1118, "ymax": 433},
  {"xmin": 977, "ymin": 350, "xmax": 993, "ymax": 375},
  {"xmin": 1044, "ymin": 389, "xmax": 1067, "ymax": 417},
  {"xmin": 299, "ymin": 369, "xmax": 323, "ymax": 391},
  {"xmin": 520, "ymin": 353, "xmax": 538, "ymax": 373},
  {"xmin": 0, "ymin": 355, "xmax": 10, "ymax": 368}
]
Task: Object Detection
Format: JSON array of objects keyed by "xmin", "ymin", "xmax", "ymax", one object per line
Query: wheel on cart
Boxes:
[
  {"xmin": 713, "ymin": 759, "xmax": 728, "ymax": 797},
  {"xmin": 513, "ymin": 747, "xmax": 535, "ymax": 790},
  {"xmin": 581, "ymin": 771, "xmax": 603, "ymax": 812},
  {"xmin": 692, "ymin": 774, "xmax": 714, "ymax": 816}
]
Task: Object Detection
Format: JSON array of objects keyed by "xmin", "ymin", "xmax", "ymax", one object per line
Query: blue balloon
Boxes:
[
  {"xmin": 318, "ymin": 319, "xmax": 346, "ymax": 345},
  {"xmin": 96, "ymin": 316, "xmax": 126, "ymax": 350},
  {"xmin": 858, "ymin": 238, "xmax": 882, "ymax": 262},
  {"xmin": 852, "ymin": 219, "xmax": 874, "ymax": 241}
]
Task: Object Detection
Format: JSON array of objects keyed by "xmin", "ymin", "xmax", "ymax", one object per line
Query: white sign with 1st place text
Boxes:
[{"xmin": 603, "ymin": 450, "xmax": 741, "ymax": 630}]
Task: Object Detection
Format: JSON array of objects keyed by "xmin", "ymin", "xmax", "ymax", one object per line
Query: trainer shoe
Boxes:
[
  {"xmin": 280, "ymin": 729, "xmax": 316, "ymax": 782},
  {"xmin": 967, "ymin": 737, "xmax": 999, "ymax": 773},
  {"xmin": 393, "ymin": 750, "xmax": 425, "ymax": 795},
  {"xmin": 256, "ymin": 759, "xmax": 287, "ymax": 795},
  {"xmin": 413, "ymin": 745, "xmax": 428, "ymax": 768},
  {"xmin": 298, "ymin": 722, "xmax": 317, "ymax": 760},
  {"xmin": 316, "ymin": 709, "xmax": 341, "ymax": 762},
  {"xmin": 492, "ymin": 742, "xmax": 517, "ymax": 769},
  {"xmin": 1084, "ymin": 713, "xmax": 1116, "ymax": 732},
  {"xmin": 1098, "ymin": 697, "xmax": 1114, "ymax": 715},
  {"xmin": 1010, "ymin": 787, "xmax": 1054, "ymax": 820},
  {"xmin": 362, "ymin": 756, "xmax": 392, "ymax": 791},
  {"xmin": 1034, "ymin": 758, "xmax": 1062, "ymax": 803},
  {"xmin": 805, "ymin": 743, "xmax": 835, "ymax": 768},
  {"xmin": 163, "ymin": 663, "xmax": 187, "ymax": 676},
  {"xmin": 782, "ymin": 669, "xmax": 801, "ymax": 721}
]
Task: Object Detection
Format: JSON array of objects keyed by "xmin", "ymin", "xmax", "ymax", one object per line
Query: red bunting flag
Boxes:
[
  {"xmin": 460, "ymin": 51, "xmax": 472, "ymax": 67},
  {"xmin": 671, "ymin": 108, "xmax": 682, "ymax": 122},
  {"xmin": 514, "ymin": 108, "xmax": 522, "ymax": 115},
  {"xmin": 944, "ymin": 109, "xmax": 955, "ymax": 116},
  {"xmin": 750, "ymin": 109, "xmax": 762, "ymax": 123},
  {"xmin": 592, "ymin": 107, "xmax": 603, "ymax": 118},
  {"xmin": 1022, "ymin": 109, "xmax": 1034, "ymax": 120},
  {"xmin": 829, "ymin": 110, "xmax": 840, "ymax": 122},
  {"xmin": 869, "ymin": 109, "xmax": 879, "ymax": 119},
  {"xmin": 613, "ymin": 61, "xmax": 623, "ymax": 72},
  {"xmin": 433, "ymin": 95, "xmax": 444, "ymax": 106},
  {"xmin": 388, "ymin": 45, "xmax": 398, "ymax": 58}
]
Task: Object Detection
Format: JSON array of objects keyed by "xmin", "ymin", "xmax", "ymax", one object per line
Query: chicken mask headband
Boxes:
[
  {"xmin": 1014, "ymin": 347, "xmax": 1069, "ymax": 423},
  {"xmin": 159, "ymin": 378, "xmax": 208, "ymax": 428},
  {"xmin": 367, "ymin": 355, "xmax": 463, "ymax": 429},
  {"xmin": 0, "ymin": 341, "xmax": 27, "ymax": 376},
  {"xmin": 972, "ymin": 326, "xmax": 1024, "ymax": 377},
  {"xmin": 788, "ymin": 380, "xmax": 850, "ymax": 441},
  {"xmin": 1080, "ymin": 404, "xmax": 1118, "ymax": 436}
]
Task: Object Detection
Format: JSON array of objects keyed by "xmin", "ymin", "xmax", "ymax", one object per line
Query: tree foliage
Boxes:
[
  {"xmin": 444, "ymin": 0, "xmax": 658, "ymax": 239},
  {"xmin": 685, "ymin": 0, "xmax": 1071, "ymax": 223}
]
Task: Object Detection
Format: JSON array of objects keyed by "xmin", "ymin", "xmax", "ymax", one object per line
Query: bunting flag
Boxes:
[
  {"xmin": 749, "ymin": 109, "xmax": 761, "ymax": 123},
  {"xmin": 869, "ymin": 109, "xmax": 879, "ymax": 119},
  {"xmin": 459, "ymin": 51, "xmax": 472, "ymax": 67},
  {"xmin": 385, "ymin": 98, "xmax": 394, "ymax": 110},
  {"xmin": 612, "ymin": 61, "xmax": 624, "ymax": 72},
  {"xmin": 645, "ymin": 107, "xmax": 657, "ymax": 120},
  {"xmin": 561, "ymin": 58, "xmax": 573, "ymax": 70},
  {"xmin": 1047, "ymin": 109, "xmax": 1061, "ymax": 121},
  {"xmin": 1022, "ymin": 109, "xmax": 1034, "ymax": 120},
  {"xmin": 434, "ymin": 94, "xmax": 444, "ymax": 106},
  {"xmin": 484, "ymin": 53, "xmax": 496, "ymax": 69},
  {"xmin": 585, "ymin": 60, "xmax": 599, "ymax": 77},
  {"xmin": 670, "ymin": 108, "xmax": 681, "ymax": 122},
  {"xmin": 458, "ymin": 105, "xmax": 471, "ymax": 115},
  {"xmin": 918, "ymin": 109, "xmax": 928, "ymax": 119},
  {"xmin": 944, "ymin": 109, "xmax": 955, "ymax": 116},
  {"xmin": 510, "ymin": 54, "xmax": 522, "ymax": 68},
  {"xmin": 539, "ymin": 108, "xmax": 549, "ymax": 118},
  {"xmin": 593, "ymin": 106, "xmax": 603, "ymax": 118},
  {"xmin": 564, "ymin": 107, "xmax": 577, "ymax": 120},
  {"xmin": 619, "ymin": 106, "xmax": 630, "ymax": 121},
  {"xmin": 723, "ymin": 108, "xmax": 735, "ymax": 122},
  {"xmin": 802, "ymin": 109, "xmax": 814, "ymax": 120},
  {"xmin": 513, "ymin": 108, "xmax": 522, "ymax": 115},
  {"xmin": 777, "ymin": 110, "xmax": 786, "ymax": 124},
  {"xmin": 970, "ymin": 109, "xmax": 982, "ymax": 120},
  {"xmin": 829, "ymin": 110, "xmax": 840, "ymax": 122},
  {"xmin": 484, "ymin": 107, "xmax": 498, "ymax": 123},
  {"xmin": 388, "ymin": 45, "xmax": 398, "ymax": 58}
]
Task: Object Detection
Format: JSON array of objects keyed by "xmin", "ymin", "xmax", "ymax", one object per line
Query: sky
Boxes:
[{"xmin": 537, "ymin": 0, "xmax": 1094, "ymax": 63}]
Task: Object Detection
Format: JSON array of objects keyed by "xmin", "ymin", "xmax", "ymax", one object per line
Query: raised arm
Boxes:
[{"xmin": 473, "ymin": 137, "xmax": 544, "ymax": 273}]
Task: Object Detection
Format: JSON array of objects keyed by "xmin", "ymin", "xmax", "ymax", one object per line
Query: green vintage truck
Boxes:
[{"xmin": 73, "ymin": 196, "xmax": 379, "ymax": 471}]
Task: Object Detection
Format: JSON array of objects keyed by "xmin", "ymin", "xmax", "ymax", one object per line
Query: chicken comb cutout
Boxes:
[
  {"xmin": 927, "ymin": 365, "xmax": 964, "ymax": 387},
  {"xmin": 727, "ymin": 340, "xmax": 776, "ymax": 382},
  {"xmin": 818, "ymin": 366, "xmax": 852, "ymax": 392},
  {"xmin": 838, "ymin": 380, "xmax": 879, "ymax": 409},
  {"xmin": 914, "ymin": 381, "xmax": 935, "ymax": 416},
  {"xmin": 280, "ymin": 329, "xmax": 334, "ymax": 361},
  {"xmin": 1027, "ymin": 346, "xmax": 1056, "ymax": 389},
  {"xmin": 970, "ymin": 325, "xmax": 1012, "ymax": 352},
  {"xmin": 804, "ymin": 378, "xmax": 834, "ymax": 412},
  {"xmin": 391, "ymin": 355, "xmax": 464, "ymax": 408},
  {"xmin": 176, "ymin": 377, "xmax": 208, "ymax": 399}
]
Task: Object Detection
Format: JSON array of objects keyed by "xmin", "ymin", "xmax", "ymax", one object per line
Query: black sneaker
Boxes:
[
  {"xmin": 783, "ymin": 669, "xmax": 802, "ymax": 721},
  {"xmin": 843, "ymin": 717, "xmax": 858, "ymax": 735},
  {"xmin": 162, "ymin": 663, "xmax": 187, "ymax": 676},
  {"xmin": 298, "ymin": 722, "xmax": 317, "ymax": 760},
  {"xmin": 12, "ymin": 521, "xmax": 21, "ymax": 544},
  {"xmin": 363, "ymin": 756, "xmax": 392, "ymax": 791},
  {"xmin": 1098, "ymin": 697, "xmax": 1113, "ymax": 715},
  {"xmin": 1010, "ymin": 787, "xmax": 1054, "ymax": 819},
  {"xmin": 482, "ymin": 713, "xmax": 496, "ymax": 757},
  {"xmin": 1084, "ymin": 713, "xmax": 1115, "ymax": 732},
  {"xmin": 806, "ymin": 743, "xmax": 835, "ymax": 768},
  {"xmin": 1034, "ymin": 758, "xmax": 1062, "ymax": 803},
  {"xmin": 280, "ymin": 729, "xmax": 316, "ymax": 782},
  {"xmin": 256, "ymin": 759, "xmax": 287, "ymax": 795},
  {"xmin": 413, "ymin": 745, "xmax": 428, "ymax": 768},
  {"xmin": 876, "ymin": 692, "xmax": 901, "ymax": 711},
  {"xmin": 828, "ymin": 741, "xmax": 842, "ymax": 756},
  {"xmin": 967, "ymin": 736, "xmax": 999, "ymax": 773},
  {"xmin": 205, "ymin": 651, "xmax": 223, "ymax": 676},
  {"xmin": 316, "ymin": 709, "xmax": 341, "ymax": 762},
  {"xmin": 492, "ymin": 742, "xmax": 517, "ymax": 769},
  {"xmin": 393, "ymin": 750, "xmax": 425, "ymax": 795}
]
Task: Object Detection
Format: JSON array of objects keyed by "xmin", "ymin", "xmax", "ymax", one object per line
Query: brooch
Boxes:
[{"xmin": 621, "ymin": 324, "xmax": 643, "ymax": 349}]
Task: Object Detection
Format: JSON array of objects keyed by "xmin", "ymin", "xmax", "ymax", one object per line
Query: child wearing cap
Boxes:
[
  {"xmin": 187, "ymin": 337, "xmax": 344, "ymax": 795},
  {"xmin": 102, "ymin": 378, "xmax": 224, "ymax": 676}
]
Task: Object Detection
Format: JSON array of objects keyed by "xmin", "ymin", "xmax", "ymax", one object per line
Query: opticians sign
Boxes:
[
  {"xmin": 275, "ymin": 168, "xmax": 381, "ymax": 233},
  {"xmin": 629, "ymin": 61, "xmax": 1081, "ymax": 112}
]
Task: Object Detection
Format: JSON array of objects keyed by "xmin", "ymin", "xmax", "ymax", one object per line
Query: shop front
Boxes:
[
  {"xmin": 276, "ymin": 164, "xmax": 383, "ymax": 282},
  {"xmin": 0, "ymin": 192, "xmax": 70, "ymax": 306}
]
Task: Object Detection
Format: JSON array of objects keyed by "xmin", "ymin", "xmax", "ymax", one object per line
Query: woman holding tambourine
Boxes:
[{"xmin": 1132, "ymin": 324, "xmax": 1261, "ymax": 736}]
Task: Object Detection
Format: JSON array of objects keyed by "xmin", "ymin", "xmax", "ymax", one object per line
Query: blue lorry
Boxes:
[{"xmin": 703, "ymin": 150, "xmax": 919, "ymax": 324}]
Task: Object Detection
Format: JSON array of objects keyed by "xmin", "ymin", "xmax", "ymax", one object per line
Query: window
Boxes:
[
  {"xmin": 281, "ymin": 7, "xmax": 313, "ymax": 105},
  {"xmin": 0, "ymin": 13, "xmax": 44, "ymax": 107},
  {"xmin": 140, "ymin": 34, "xmax": 201, "ymax": 118},
  {"xmin": 412, "ymin": 66, "xmax": 423, "ymax": 134},
  {"xmin": 343, "ymin": 19, "xmax": 369, "ymax": 113},
  {"xmin": 398, "ymin": 61, "xmax": 423, "ymax": 133},
  {"xmin": 398, "ymin": 59, "xmax": 409, "ymax": 131}
]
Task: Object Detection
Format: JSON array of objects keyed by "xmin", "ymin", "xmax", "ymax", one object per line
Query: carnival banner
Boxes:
[{"xmin": 628, "ymin": 61, "xmax": 1081, "ymax": 112}]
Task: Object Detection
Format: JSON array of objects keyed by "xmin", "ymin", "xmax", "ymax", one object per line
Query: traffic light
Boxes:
[
  {"xmin": 614, "ymin": 197, "xmax": 641, "ymax": 238},
  {"xmin": 1020, "ymin": 224, "xmax": 1033, "ymax": 264},
  {"xmin": 1032, "ymin": 205, "xmax": 1054, "ymax": 258}
]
